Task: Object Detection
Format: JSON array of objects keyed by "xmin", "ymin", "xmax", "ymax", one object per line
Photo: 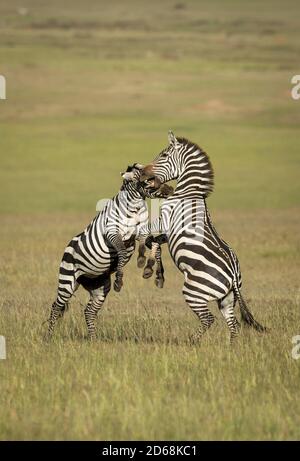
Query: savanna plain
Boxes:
[{"xmin": 0, "ymin": 0, "xmax": 300, "ymax": 440}]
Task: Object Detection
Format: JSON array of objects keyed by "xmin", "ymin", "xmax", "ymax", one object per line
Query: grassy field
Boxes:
[{"xmin": 0, "ymin": 0, "xmax": 300, "ymax": 440}]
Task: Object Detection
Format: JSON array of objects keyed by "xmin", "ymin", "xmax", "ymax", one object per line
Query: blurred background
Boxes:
[
  {"xmin": 0, "ymin": 0, "xmax": 300, "ymax": 441},
  {"xmin": 0, "ymin": 0, "xmax": 299, "ymax": 213}
]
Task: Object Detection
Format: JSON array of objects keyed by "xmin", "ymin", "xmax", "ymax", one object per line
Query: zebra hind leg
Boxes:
[
  {"xmin": 46, "ymin": 275, "xmax": 78, "ymax": 340},
  {"xmin": 46, "ymin": 302, "xmax": 65, "ymax": 340},
  {"xmin": 46, "ymin": 300, "xmax": 71, "ymax": 340},
  {"xmin": 218, "ymin": 290, "xmax": 240, "ymax": 343},
  {"xmin": 183, "ymin": 283, "xmax": 215, "ymax": 343},
  {"xmin": 84, "ymin": 276, "xmax": 111, "ymax": 340}
]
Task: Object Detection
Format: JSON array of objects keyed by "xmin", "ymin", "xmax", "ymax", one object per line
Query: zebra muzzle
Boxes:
[
  {"xmin": 142, "ymin": 176, "xmax": 162, "ymax": 191},
  {"xmin": 139, "ymin": 164, "xmax": 155, "ymax": 182},
  {"xmin": 158, "ymin": 183, "xmax": 173, "ymax": 197}
]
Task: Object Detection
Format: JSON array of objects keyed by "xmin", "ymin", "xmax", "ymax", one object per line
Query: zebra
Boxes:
[
  {"xmin": 138, "ymin": 131, "xmax": 266, "ymax": 342},
  {"xmin": 47, "ymin": 164, "xmax": 173, "ymax": 340}
]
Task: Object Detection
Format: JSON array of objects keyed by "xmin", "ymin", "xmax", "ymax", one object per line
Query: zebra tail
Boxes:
[{"xmin": 233, "ymin": 281, "xmax": 267, "ymax": 332}]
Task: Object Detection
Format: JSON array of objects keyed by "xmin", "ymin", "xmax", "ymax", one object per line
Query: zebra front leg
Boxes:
[
  {"xmin": 152, "ymin": 234, "xmax": 168, "ymax": 287},
  {"xmin": 114, "ymin": 250, "xmax": 126, "ymax": 292},
  {"xmin": 143, "ymin": 241, "xmax": 159, "ymax": 279},
  {"xmin": 84, "ymin": 276, "xmax": 111, "ymax": 340},
  {"xmin": 218, "ymin": 290, "xmax": 240, "ymax": 343},
  {"xmin": 143, "ymin": 234, "xmax": 168, "ymax": 283},
  {"xmin": 108, "ymin": 233, "xmax": 127, "ymax": 292},
  {"xmin": 154, "ymin": 244, "xmax": 165, "ymax": 288},
  {"xmin": 137, "ymin": 237, "xmax": 146, "ymax": 268},
  {"xmin": 183, "ymin": 280, "xmax": 215, "ymax": 343}
]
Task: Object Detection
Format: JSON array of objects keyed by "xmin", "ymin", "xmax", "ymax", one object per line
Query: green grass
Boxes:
[{"xmin": 0, "ymin": 0, "xmax": 300, "ymax": 440}]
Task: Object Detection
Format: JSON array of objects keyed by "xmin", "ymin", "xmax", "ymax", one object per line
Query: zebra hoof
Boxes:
[
  {"xmin": 155, "ymin": 278, "xmax": 164, "ymax": 289},
  {"xmin": 87, "ymin": 334, "xmax": 97, "ymax": 341},
  {"xmin": 189, "ymin": 331, "xmax": 202, "ymax": 345},
  {"xmin": 114, "ymin": 280, "xmax": 123, "ymax": 292},
  {"xmin": 229, "ymin": 333, "xmax": 240, "ymax": 345},
  {"xmin": 143, "ymin": 267, "xmax": 154, "ymax": 279},
  {"xmin": 137, "ymin": 256, "xmax": 146, "ymax": 268},
  {"xmin": 43, "ymin": 333, "xmax": 51, "ymax": 342}
]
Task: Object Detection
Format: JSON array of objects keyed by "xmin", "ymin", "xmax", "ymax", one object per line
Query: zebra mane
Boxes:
[{"xmin": 176, "ymin": 137, "xmax": 214, "ymax": 197}]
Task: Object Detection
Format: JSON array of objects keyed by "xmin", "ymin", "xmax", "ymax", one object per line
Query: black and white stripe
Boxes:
[
  {"xmin": 47, "ymin": 164, "xmax": 173, "ymax": 339},
  {"xmin": 140, "ymin": 132, "xmax": 266, "ymax": 342}
]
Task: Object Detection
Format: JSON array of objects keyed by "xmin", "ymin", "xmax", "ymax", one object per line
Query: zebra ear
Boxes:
[
  {"xmin": 122, "ymin": 171, "xmax": 135, "ymax": 180},
  {"xmin": 168, "ymin": 130, "xmax": 176, "ymax": 145},
  {"xmin": 133, "ymin": 163, "xmax": 144, "ymax": 170}
]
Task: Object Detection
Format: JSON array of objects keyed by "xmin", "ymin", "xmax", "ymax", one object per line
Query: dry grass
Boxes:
[{"xmin": 0, "ymin": 210, "xmax": 300, "ymax": 440}]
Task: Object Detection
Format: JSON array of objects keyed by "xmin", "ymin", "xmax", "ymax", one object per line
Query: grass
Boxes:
[{"xmin": 0, "ymin": 0, "xmax": 300, "ymax": 440}]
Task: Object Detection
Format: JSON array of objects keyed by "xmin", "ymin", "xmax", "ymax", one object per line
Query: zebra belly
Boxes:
[
  {"xmin": 78, "ymin": 244, "xmax": 135, "ymax": 278},
  {"xmin": 162, "ymin": 198, "xmax": 238, "ymax": 301},
  {"xmin": 169, "ymin": 235, "xmax": 233, "ymax": 300},
  {"xmin": 62, "ymin": 234, "xmax": 136, "ymax": 280}
]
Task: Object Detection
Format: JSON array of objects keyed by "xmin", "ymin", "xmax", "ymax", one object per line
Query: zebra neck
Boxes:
[
  {"xmin": 174, "ymin": 175, "xmax": 207, "ymax": 197},
  {"xmin": 174, "ymin": 150, "xmax": 213, "ymax": 198},
  {"xmin": 203, "ymin": 201, "xmax": 225, "ymax": 247},
  {"xmin": 172, "ymin": 188, "xmax": 206, "ymax": 199},
  {"xmin": 173, "ymin": 177, "xmax": 209, "ymax": 198},
  {"xmin": 115, "ymin": 189, "xmax": 144, "ymax": 210}
]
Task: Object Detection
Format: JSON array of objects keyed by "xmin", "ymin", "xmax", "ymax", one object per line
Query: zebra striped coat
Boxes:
[
  {"xmin": 47, "ymin": 164, "xmax": 173, "ymax": 339},
  {"xmin": 140, "ymin": 132, "xmax": 266, "ymax": 342}
]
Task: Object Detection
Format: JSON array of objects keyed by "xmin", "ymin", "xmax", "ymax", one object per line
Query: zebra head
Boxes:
[
  {"xmin": 140, "ymin": 131, "xmax": 181, "ymax": 184},
  {"xmin": 141, "ymin": 131, "xmax": 214, "ymax": 197},
  {"xmin": 121, "ymin": 164, "xmax": 173, "ymax": 199}
]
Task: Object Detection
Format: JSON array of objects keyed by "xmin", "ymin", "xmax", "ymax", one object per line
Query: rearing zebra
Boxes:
[
  {"xmin": 139, "ymin": 131, "xmax": 266, "ymax": 342},
  {"xmin": 47, "ymin": 164, "xmax": 173, "ymax": 340}
]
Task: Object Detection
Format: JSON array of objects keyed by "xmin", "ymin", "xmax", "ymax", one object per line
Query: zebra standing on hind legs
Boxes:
[
  {"xmin": 47, "ymin": 164, "xmax": 173, "ymax": 340},
  {"xmin": 138, "ymin": 131, "xmax": 267, "ymax": 343}
]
